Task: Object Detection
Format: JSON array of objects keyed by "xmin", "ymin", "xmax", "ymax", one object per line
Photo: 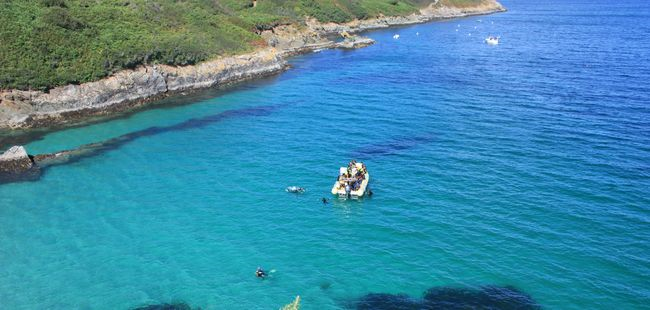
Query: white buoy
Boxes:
[{"xmin": 393, "ymin": 34, "xmax": 400, "ymax": 39}]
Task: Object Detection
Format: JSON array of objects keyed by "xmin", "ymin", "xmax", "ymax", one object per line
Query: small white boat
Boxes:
[
  {"xmin": 485, "ymin": 36, "xmax": 499, "ymax": 45},
  {"xmin": 393, "ymin": 34, "xmax": 400, "ymax": 39},
  {"xmin": 331, "ymin": 162, "xmax": 370, "ymax": 199}
]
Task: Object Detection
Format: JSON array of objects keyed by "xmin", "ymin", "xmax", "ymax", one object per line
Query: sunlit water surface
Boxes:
[{"xmin": 1, "ymin": 0, "xmax": 649, "ymax": 308}]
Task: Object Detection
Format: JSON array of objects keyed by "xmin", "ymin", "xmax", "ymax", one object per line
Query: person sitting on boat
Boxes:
[
  {"xmin": 338, "ymin": 173, "xmax": 349, "ymax": 188},
  {"xmin": 353, "ymin": 180, "xmax": 360, "ymax": 191},
  {"xmin": 348, "ymin": 160, "xmax": 357, "ymax": 172}
]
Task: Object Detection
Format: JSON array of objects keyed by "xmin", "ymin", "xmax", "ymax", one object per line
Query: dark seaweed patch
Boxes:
[
  {"xmin": 132, "ymin": 302, "xmax": 196, "ymax": 310},
  {"xmin": 351, "ymin": 285, "xmax": 540, "ymax": 310},
  {"xmin": 350, "ymin": 134, "xmax": 435, "ymax": 159},
  {"xmin": 46, "ymin": 104, "xmax": 279, "ymax": 165},
  {"xmin": 0, "ymin": 104, "xmax": 280, "ymax": 185},
  {"xmin": 320, "ymin": 281, "xmax": 333, "ymax": 290},
  {"xmin": 0, "ymin": 166, "xmax": 41, "ymax": 184},
  {"xmin": 355, "ymin": 293, "xmax": 421, "ymax": 310}
]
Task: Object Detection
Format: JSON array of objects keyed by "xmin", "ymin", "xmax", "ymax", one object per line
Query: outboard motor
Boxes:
[{"xmin": 345, "ymin": 184, "xmax": 351, "ymax": 198}]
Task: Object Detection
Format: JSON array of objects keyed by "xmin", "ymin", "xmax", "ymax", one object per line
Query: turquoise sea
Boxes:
[{"xmin": 1, "ymin": 0, "xmax": 649, "ymax": 308}]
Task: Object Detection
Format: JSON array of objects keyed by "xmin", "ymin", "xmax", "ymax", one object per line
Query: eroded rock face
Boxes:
[
  {"xmin": 261, "ymin": 25, "xmax": 336, "ymax": 56},
  {"xmin": 0, "ymin": 49, "xmax": 287, "ymax": 129},
  {"xmin": 0, "ymin": 0, "xmax": 505, "ymax": 130},
  {"xmin": 0, "ymin": 146, "xmax": 33, "ymax": 172},
  {"xmin": 337, "ymin": 37, "xmax": 376, "ymax": 49},
  {"xmin": 0, "ymin": 145, "xmax": 40, "ymax": 182}
]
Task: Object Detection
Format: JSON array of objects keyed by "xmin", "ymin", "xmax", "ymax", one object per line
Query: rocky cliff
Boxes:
[
  {"xmin": 0, "ymin": 49, "xmax": 287, "ymax": 129},
  {"xmin": 0, "ymin": 1, "xmax": 504, "ymax": 130}
]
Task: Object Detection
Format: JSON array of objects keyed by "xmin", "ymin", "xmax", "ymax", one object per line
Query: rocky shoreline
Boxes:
[{"xmin": 0, "ymin": 1, "xmax": 504, "ymax": 131}]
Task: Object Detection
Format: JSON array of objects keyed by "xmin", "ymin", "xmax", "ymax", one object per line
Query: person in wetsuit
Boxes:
[{"xmin": 256, "ymin": 267, "xmax": 267, "ymax": 278}]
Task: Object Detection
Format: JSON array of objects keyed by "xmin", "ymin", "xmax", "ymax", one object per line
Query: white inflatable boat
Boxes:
[{"xmin": 331, "ymin": 162, "xmax": 370, "ymax": 199}]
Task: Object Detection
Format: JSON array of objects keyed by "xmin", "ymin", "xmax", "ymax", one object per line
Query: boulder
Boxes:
[
  {"xmin": 0, "ymin": 145, "xmax": 40, "ymax": 182},
  {"xmin": 0, "ymin": 146, "xmax": 34, "ymax": 173}
]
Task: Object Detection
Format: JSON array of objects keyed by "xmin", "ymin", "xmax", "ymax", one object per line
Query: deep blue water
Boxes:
[{"xmin": 1, "ymin": 0, "xmax": 650, "ymax": 309}]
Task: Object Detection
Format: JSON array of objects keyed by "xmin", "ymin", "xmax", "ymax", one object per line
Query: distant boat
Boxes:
[
  {"xmin": 485, "ymin": 36, "xmax": 500, "ymax": 45},
  {"xmin": 393, "ymin": 34, "xmax": 400, "ymax": 39}
]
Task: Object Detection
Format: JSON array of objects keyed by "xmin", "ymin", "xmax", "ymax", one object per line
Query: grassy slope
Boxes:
[{"xmin": 0, "ymin": 0, "xmax": 487, "ymax": 91}]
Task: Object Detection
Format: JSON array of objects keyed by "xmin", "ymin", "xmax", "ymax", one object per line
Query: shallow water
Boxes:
[{"xmin": 1, "ymin": 0, "xmax": 650, "ymax": 308}]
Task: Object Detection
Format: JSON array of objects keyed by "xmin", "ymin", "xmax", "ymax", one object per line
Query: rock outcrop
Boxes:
[
  {"xmin": 0, "ymin": 0, "xmax": 505, "ymax": 130},
  {"xmin": 261, "ymin": 24, "xmax": 337, "ymax": 56},
  {"xmin": 0, "ymin": 145, "xmax": 39, "ymax": 181},
  {"xmin": 337, "ymin": 37, "xmax": 376, "ymax": 49}
]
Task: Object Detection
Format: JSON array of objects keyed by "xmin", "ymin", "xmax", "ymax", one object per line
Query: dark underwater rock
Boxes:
[
  {"xmin": 352, "ymin": 285, "xmax": 541, "ymax": 310},
  {"xmin": 355, "ymin": 293, "xmax": 421, "ymax": 310},
  {"xmin": 132, "ymin": 302, "xmax": 195, "ymax": 310},
  {"xmin": 423, "ymin": 285, "xmax": 540, "ymax": 309}
]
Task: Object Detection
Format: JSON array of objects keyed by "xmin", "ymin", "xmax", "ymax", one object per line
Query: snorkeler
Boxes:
[
  {"xmin": 322, "ymin": 197, "xmax": 329, "ymax": 204},
  {"xmin": 256, "ymin": 267, "xmax": 267, "ymax": 278}
]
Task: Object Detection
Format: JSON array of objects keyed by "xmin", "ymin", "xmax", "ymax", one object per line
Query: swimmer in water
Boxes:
[
  {"xmin": 256, "ymin": 267, "xmax": 267, "ymax": 278},
  {"xmin": 322, "ymin": 198, "xmax": 329, "ymax": 204}
]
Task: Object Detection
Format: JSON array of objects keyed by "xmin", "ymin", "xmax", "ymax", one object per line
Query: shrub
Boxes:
[{"xmin": 0, "ymin": 0, "xmax": 439, "ymax": 90}]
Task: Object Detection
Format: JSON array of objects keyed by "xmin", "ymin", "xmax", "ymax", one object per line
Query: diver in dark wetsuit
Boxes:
[{"xmin": 256, "ymin": 267, "xmax": 267, "ymax": 278}]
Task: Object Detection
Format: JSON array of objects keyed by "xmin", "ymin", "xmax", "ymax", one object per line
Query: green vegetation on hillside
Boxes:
[{"xmin": 0, "ymin": 0, "xmax": 485, "ymax": 91}]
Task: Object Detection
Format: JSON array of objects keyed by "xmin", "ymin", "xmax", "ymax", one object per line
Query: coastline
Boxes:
[{"xmin": 0, "ymin": 1, "xmax": 505, "ymax": 131}]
